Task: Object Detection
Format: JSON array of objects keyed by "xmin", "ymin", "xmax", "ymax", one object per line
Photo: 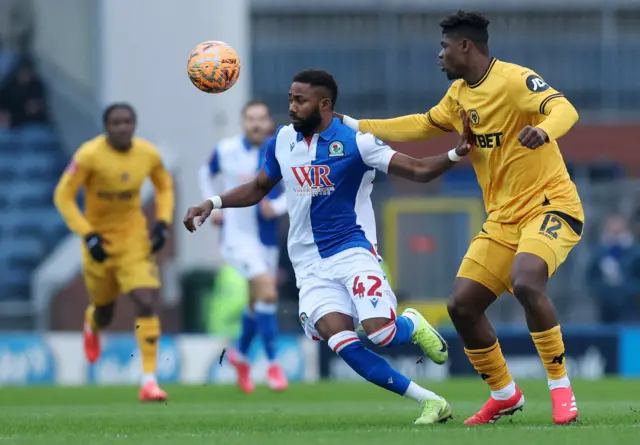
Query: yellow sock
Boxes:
[
  {"xmin": 84, "ymin": 305, "xmax": 99, "ymax": 332},
  {"xmin": 465, "ymin": 340, "xmax": 513, "ymax": 391},
  {"xmin": 135, "ymin": 316, "xmax": 161, "ymax": 375},
  {"xmin": 531, "ymin": 325, "xmax": 567, "ymax": 380}
]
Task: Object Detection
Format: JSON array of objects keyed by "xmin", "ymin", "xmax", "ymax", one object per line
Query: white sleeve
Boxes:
[
  {"xmin": 198, "ymin": 163, "xmax": 216, "ymax": 200},
  {"xmin": 342, "ymin": 115, "xmax": 360, "ymax": 132},
  {"xmin": 355, "ymin": 132, "xmax": 396, "ymax": 173},
  {"xmin": 269, "ymin": 194, "xmax": 288, "ymax": 216}
]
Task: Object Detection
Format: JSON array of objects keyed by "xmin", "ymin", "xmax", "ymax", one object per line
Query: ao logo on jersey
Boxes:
[
  {"xmin": 526, "ymin": 75, "xmax": 550, "ymax": 93},
  {"xmin": 291, "ymin": 165, "xmax": 335, "ymax": 197}
]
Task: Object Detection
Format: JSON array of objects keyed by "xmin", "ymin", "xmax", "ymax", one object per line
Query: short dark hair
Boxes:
[
  {"xmin": 242, "ymin": 99, "xmax": 270, "ymax": 116},
  {"xmin": 440, "ymin": 10, "xmax": 490, "ymax": 48},
  {"xmin": 292, "ymin": 69, "xmax": 338, "ymax": 108},
  {"xmin": 103, "ymin": 102, "xmax": 136, "ymax": 125}
]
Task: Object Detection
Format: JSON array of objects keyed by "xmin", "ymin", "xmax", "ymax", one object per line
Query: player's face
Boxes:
[
  {"xmin": 105, "ymin": 108, "xmax": 135, "ymax": 150},
  {"xmin": 242, "ymin": 104, "xmax": 273, "ymax": 146},
  {"xmin": 289, "ymin": 82, "xmax": 329, "ymax": 135},
  {"xmin": 439, "ymin": 34, "xmax": 466, "ymax": 81}
]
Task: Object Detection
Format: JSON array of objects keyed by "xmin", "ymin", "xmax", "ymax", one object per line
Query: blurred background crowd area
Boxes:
[{"xmin": 0, "ymin": 0, "xmax": 640, "ymax": 336}]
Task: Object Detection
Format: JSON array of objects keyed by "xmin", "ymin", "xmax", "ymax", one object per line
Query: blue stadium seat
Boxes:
[
  {"xmin": 12, "ymin": 222, "xmax": 42, "ymax": 239},
  {"xmin": 14, "ymin": 183, "xmax": 53, "ymax": 208},
  {"xmin": 0, "ymin": 50, "xmax": 18, "ymax": 83},
  {"xmin": 0, "ymin": 131, "xmax": 19, "ymax": 154},
  {"xmin": 0, "ymin": 192, "xmax": 9, "ymax": 209},
  {"xmin": 10, "ymin": 151, "xmax": 61, "ymax": 178},
  {"xmin": 0, "ymin": 237, "xmax": 42, "ymax": 299},
  {"xmin": 6, "ymin": 208, "xmax": 59, "ymax": 229},
  {"xmin": 0, "ymin": 272, "xmax": 30, "ymax": 301},
  {"xmin": 0, "ymin": 155, "xmax": 18, "ymax": 180},
  {"xmin": 15, "ymin": 124, "xmax": 57, "ymax": 144},
  {"xmin": 1, "ymin": 237, "xmax": 45, "ymax": 260},
  {"xmin": 0, "ymin": 99, "xmax": 66, "ymax": 301},
  {"xmin": 0, "ymin": 184, "xmax": 18, "ymax": 206}
]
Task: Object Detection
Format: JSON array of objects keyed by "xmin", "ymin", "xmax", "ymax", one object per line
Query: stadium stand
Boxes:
[{"xmin": 0, "ymin": 57, "xmax": 68, "ymax": 302}]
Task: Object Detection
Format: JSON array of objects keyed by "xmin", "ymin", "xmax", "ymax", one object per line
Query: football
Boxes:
[{"xmin": 187, "ymin": 40, "xmax": 241, "ymax": 93}]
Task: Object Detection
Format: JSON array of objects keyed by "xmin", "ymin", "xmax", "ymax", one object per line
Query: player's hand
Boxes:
[
  {"xmin": 210, "ymin": 211, "xmax": 224, "ymax": 226},
  {"xmin": 151, "ymin": 221, "xmax": 169, "ymax": 253},
  {"xmin": 455, "ymin": 110, "xmax": 474, "ymax": 157},
  {"xmin": 518, "ymin": 125, "xmax": 548, "ymax": 149},
  {"xmin": 84, "ymin": 233, "xmax": 108, "ymax": 263},
  {"xmin": 332, "ymin": 112, "xmax": 344, "ymax": 122},
  {"xmin": 183, "ymin": 200, "xmax": 214, "ymax": 233},
  {"xmin": 259, "ymin": 199, "xmax": 277, "ymax": 220}
]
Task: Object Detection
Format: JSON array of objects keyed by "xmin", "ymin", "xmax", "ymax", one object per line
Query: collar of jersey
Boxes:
[
  {"xmin": 296, "ymin": 117, "xmax": 340, "ymax": 142},
  {"xmin": 468, "ymin": 57, "xmax": 497, "ymax": 89}
]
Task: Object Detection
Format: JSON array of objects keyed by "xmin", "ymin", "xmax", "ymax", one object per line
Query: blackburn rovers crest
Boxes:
[{"xmin": 328, "ymin": 141, "xmax": 344, "ymax": 157}]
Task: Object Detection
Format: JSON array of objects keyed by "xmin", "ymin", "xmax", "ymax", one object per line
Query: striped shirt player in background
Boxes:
[
  {"xmin": 198, "ymin": 100, "xmax": 289, "ymax": 392},
  {"xmin": 184, "ymin": 69, "xmax": 476, "ymax": 425}
]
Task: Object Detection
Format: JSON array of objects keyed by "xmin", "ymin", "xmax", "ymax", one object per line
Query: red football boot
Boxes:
[
  {"xmin": 228, "ymin": 350, "xmax": 255, "ymax": 394},
  {"xmin": 139, "ymin": 381, "xmax": 167, "ymax": 402},
  {"xmin": 266, "ymin": 363, "xmax": 288, "ymax": 391},
  {"xmin": 83, "ymin": 325, "xmax": 101, "ymax": 364},
  {"xmin": 551, "ymin": 387, "xmax": 578, "ymax": 424},
  {"xmin": 464, "ymin": 385, "xmax": 525, "ymax": 425}
]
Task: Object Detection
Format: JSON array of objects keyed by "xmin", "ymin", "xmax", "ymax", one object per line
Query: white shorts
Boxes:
[
  {"xmin": 222, "ymin": 242, "xmax": 279, "ymax": 280},
  {"xmin": 297, "ymin": 248, "xmax": 398, "ymax": 341}
]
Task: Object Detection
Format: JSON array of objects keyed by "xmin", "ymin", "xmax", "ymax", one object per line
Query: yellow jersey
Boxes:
[
  {"xmin": 54, "ymin": 135, "xmax": 174, "ymax": 250},
  {"xmin": 359, "ymin": 58, "xmax": 584, "ymax": 224}
]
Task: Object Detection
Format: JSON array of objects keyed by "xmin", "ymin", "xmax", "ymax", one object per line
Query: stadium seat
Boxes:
[
  {"xmin": 0, "ymin": 125, "xmax": 67, "ymax": 300},
  {"xmin": 0, "ymin": 50, "xmax": 18, "ymax": 83},
  {"xmin": 12, "ymin": 220, "xmax": 43, "ymax": 238},
  {"xmin": 11, "ymin": 152, "xmax": 60, "ymax": 177},
  {"xmin": 0, "ymin": 165, "xmax": 18, "ymax": 182},
  {"xmin": 2, "ymin": 237, "xmax": 44, "ymax": 260},
  {"xmin": 0, "ymin": 192, "xmax": 9, "ymax": 209},
  {"xmin": 15, "ymin": 124, "xmax": 57, "ymax": 144}
]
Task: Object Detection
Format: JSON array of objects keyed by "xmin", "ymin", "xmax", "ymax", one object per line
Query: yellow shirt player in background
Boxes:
[
  {"xmin": 339, "ymin": 11, "xmax": 582, "ymax": 426},
  {"xmin": 54, "ymin": 103, "xmax": 174, "ymax": 402}
]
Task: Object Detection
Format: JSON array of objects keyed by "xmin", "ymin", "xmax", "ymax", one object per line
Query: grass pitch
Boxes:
[{"xmin": 0, "ymin": 379, "xmax": 638, "ymax": 444}]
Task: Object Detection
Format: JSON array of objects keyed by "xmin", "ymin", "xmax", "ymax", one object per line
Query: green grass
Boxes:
[{"xmin": 0, "ymin": 379, "xmax": 639, "ymax": 444}]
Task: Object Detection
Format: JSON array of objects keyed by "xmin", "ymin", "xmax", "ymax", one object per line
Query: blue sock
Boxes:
[
  {"xmin": 389, "ymin": 316, "xmax": 414, "ymax": 347},
  {"xmin": 254, "ymin": 301, "xmax": 278, "ymax": 361},
  {"xmin": 367, "ymin": 316, "xmax": 414, "ymax": 347},
  {"xmin": 238, "ymin": 309, "xmax": 257, "ymax": 356},
  {"xmin": 330, "ymin": 331, "xmax": 411, "ymax": 396}
]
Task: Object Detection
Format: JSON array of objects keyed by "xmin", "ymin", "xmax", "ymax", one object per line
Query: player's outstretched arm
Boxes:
[
  {"xmin": 388, "ymin": 111, "xmax": 473, "ymax": 182},
  {"xmin": 183, "ymin": 169, "xmax": 280, "ymax": 232},
  {"xmin": 336, "ymin": 112, "xmax": 451, "ymax": 143},
  {"xmin": 335, "ymin": 89, "xmax": 458, "ymax": 142}
]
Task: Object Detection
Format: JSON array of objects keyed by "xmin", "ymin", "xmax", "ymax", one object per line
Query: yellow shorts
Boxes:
[
  {"xmin": 82, "ymin": 238, "xmax": 160, "ymax": 306},
  {"xmin": 457, "ymin": 210, "xmax": 583, "ymax": 296}
]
